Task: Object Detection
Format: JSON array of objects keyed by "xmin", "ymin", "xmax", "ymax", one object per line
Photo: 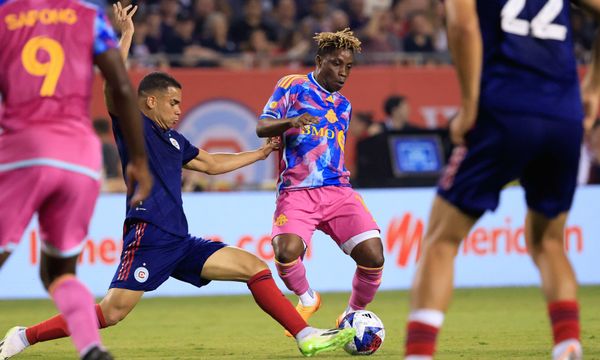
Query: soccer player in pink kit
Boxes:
[
  {"xmin": 0, "ymin": 0, "xmax": 152, "ymax": 359},
  {"xmin": 256, "ymin": 29, "xmax": 385, "ymax": 334}
]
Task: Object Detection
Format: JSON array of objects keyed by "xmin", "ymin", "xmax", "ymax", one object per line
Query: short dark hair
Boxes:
[
  {"xmin": 384, "ymin": 95, "xmax": 406, "ymax": 116},
  {"xmin": 138, "ymin": 72, "xmax": 182, "ymax": 96}
]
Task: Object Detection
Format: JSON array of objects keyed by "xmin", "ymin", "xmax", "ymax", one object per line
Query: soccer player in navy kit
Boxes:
[
  {"xmin": 0, "ymin": 4, "xmax": 354, "ymax": 358},
  {"xmin": 403, "ymin": 1, "xmax": 600, "ymax": 359}
]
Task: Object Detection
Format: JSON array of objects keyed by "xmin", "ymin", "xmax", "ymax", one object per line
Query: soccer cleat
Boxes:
[
  {"xmin": 284, "ymin": 292, "xmax": 322, "ymax": 337},
  {"xmin": 297, "ymin": 328, "xmax": 356, "ymax": 357},
  {"xmin": 81, "ymin": 346, "xmax": 114, "ymax": 360},
  {"xmin": 554, "ymin": 341, "xmax": 582, "ymax": 360},
  {"xmin": 0, "ymin": 326, "xmax": 28, "ymax": 359}
]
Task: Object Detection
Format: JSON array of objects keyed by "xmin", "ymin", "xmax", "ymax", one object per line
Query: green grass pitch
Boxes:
[{"xmin": 1, "ymin": 286, "xmax": 598, "ymax": 359}]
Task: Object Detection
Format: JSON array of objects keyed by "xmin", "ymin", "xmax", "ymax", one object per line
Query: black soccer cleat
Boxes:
[{"xmin": 81, "ymin": 346, "xmax": 114, "ymax": 360}]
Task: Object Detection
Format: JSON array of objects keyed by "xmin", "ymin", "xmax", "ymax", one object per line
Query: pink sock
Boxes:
[
  {"xmin": 349, "ymin": 266, "xmax": 383, "ymax": 310},
  {"xmin": 275, "ymin": 258, "xmax": 310, "ymax": 296},
  {"xmin": 50, "ymin": 276, "xmax": 102, "ymax": 357}
]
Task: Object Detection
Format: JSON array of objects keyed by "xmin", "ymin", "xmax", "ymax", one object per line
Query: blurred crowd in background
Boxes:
[
  {"xmin": 93, "ymin": 0, "xmax": 600, "ymax": 69},
  {"xmin": 91, "ymin": 0, "xmax": 600, "ymax": 191}
]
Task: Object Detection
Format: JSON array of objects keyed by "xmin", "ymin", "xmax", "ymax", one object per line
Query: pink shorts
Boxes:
[
  {"xmin": 272, "ymin": 186, "xmax": 380, "ymax": 254},
  {"xmin": 0, "ymin": 166, "xmax": 100, "ymax": 257}
]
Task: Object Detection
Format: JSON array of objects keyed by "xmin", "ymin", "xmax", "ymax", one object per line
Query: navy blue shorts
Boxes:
[
  {"xmin": 110, "ymin": 221, "xmax": 227, "ymax": 292},
  {"xmin": 438, "ymin": 108, "xmax": 582, "ymax": 218}
]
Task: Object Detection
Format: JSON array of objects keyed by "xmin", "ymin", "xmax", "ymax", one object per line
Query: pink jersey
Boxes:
[{"xmin": 0, "ymin": 0, "xmax": 118, "ymax": 178}]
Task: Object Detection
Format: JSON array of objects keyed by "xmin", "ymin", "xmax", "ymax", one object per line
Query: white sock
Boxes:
[
  {"xmin": 405, "ymin": 356, "xmax": 433, "ymax": 360},
  {"xmin": 295, "ymin": 326, "xmax": 317, "ymax": 341},
  {"xmin": 299, "ymin": 289, "xmax": 318, "ymax": 307},
  {"xmin": 408, "ymin": 309, "xmax": 444, "ymax": 328},
  {"xmin": 552, "ymin": 339, "xmax": 582, "ymax": 360},
  {"xmin": 18, "ymin": 328, "xmax": 30, "ymax": 347}
]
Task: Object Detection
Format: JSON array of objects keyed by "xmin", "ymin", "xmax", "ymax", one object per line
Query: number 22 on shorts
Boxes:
[{"xmin": 21, "ymin": 36, "xmax": 65, "ymax": 97}]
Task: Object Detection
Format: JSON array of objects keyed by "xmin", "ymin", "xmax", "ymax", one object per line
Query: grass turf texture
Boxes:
[{"xmin": 0, "ymin": 287, "xmax": 598, "ymax": 359}]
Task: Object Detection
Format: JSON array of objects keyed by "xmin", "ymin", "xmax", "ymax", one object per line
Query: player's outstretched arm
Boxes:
[
  {"xmin": 184, "ymin": 138, "xmax": 280, "ymax": 174},
  {"xmin": 95, "ymin": 49, "xmax": 152, "ymax": 205},
  {"xmin": 256, "ymin": 113, "xmax": 320, "ymax": 137},
  {"xmin": 104, "ymin": 1, "xmax": 137, "ymax": 115},
  {"xmin": 445, "ymin": 0, "xmax": 481, "ymax": 146}
]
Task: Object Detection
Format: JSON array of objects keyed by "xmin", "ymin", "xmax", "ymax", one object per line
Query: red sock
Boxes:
[
  {"xmin": 26, "ymin": 304, "xmax": 107, "ymax": 345},
  {"xmin": 405, "ymin": 321, "xmax": 439, "ymax": 357},
  {"xmin": 548, "ymin": 300, "xmax": 580, "ymax": 344},
  {"xmin": 247, "ymin": 269, "xmax": 307, "ymax": 337}
]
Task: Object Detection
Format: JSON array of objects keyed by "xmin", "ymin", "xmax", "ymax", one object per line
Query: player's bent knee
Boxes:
[
  {"xmin": 272, "ymin": 236, "xmax": 304, "ymax": 263},
  {"xmin": 102, "ymin": 307, "xmax": 129, "ymax": 326},
  {"xmin": 350, "ymin": 238, "xmax": 385, "ymax": 268}
]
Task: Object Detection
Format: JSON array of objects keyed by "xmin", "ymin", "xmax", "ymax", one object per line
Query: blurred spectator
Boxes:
[
  {"xmin": 587, "ymin": 119, "xmax": 600, "ymax": 184},
  {"xmin": 272, "ymin": 0, "xmax": 298, "ymax": 45},
  {"xmin": 143, "ymin": 8, "xmax": 167, "ymax": 54},
  {"xmin": 330, "ymin": 9, "xmax": 351, "ymax": 32},
  {"xmin": 192, "ymin": 0, "xmax": 216, "ymax": 39},
  {"xmin": 299, "ymin": 0, "xmax": 332, "ymax": 34},
  {"xmin": 403, "ymin": 10, "xmax": 434, "ymax": 53},
  {"xmin": 158, "ymin": 0, "xmax": 179, "ymax": 37},
  {"xmin": 165, "ymin": 13, "xmax": 221, "ymax": 67},
  {"xmin": 348, "ymin": 112, "xmax": 376, "ymax": 180},
  {"xmin": 93, "ymin": 118, "xmax": 126, "ymax": 193},
  {"xmin": 571, "ymin": 8, "xmax": 596, "ymax": 63},
  {"xmin": 242, "ymin": 28, "xmax": 278, "ymax": 68},
  {"xmin": 200, "ymin": 12, "xmax": 237, "ymax": 54},
  {"xmin": 383, "ymin": 94, "xmax": 420, "ymax": 131},
  {"xmin": 349, "ymin": 112, "xmax": 382, "ymax": 139},
  {"xmin": 109, "ymin": 0, "xmax": 594, "ymax": 67},
  {"xmin": 343, "ymin": 0, "xmax": 369, "ymax": 31},
  {"xmin": 229, "ymin": 0, "xmax": 277, "ymax": 52},
  {"xmin": 360, "ymin": 9, "xmax": 402, "ymax": 56},
  {"xmin": 430, "ymin": 0, "xmax": 447, "ymax": 52}
]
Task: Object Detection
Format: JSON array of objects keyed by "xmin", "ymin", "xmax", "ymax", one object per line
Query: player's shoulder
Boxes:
[
  {"xmin": 275, "ymin": 74, "xmax": 309, "ymax": 91},
  {"xmin": 335, "ymin": 91, "xmax": 350, "ymax": 105}
]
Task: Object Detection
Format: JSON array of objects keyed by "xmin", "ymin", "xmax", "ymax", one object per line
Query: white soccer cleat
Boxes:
[
  {"xmin": 553, "ymin": 340, "xmax": 582, "ymax": 360},
  {"xmin": 0, "ymin": 327, "xmax": 28, "ymax": 359}
]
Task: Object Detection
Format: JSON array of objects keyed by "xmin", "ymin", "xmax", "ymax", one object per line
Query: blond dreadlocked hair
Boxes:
[{"xmin": 313, "ymin": 28, "xmax": 362, "ymax": 55}]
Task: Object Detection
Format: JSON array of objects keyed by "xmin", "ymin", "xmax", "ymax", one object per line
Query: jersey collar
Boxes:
[{"xmin": 308, "ymin": 72, "xmax": 336, "ymax": 96}]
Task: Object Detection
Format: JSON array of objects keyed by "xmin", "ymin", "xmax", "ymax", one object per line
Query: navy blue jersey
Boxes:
[
  {"xmin": 477, "ymin": 0, "xmax": 583, "ymax": 121},
  {"xmin": 111, "ymin": 113, "xmax": 199, "ymax": 237}
]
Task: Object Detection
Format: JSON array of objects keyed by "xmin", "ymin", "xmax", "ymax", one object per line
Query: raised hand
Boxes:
[{"xmin": 112, "ymin": 1, "xmax": 138, "ymax": 35}]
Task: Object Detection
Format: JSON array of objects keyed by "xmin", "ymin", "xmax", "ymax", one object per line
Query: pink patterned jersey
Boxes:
[
  {"xmin": 0, "ymin": 0, "xmax": 118, "ymax": 179},
  {"xmin": 260, "ymin": 72, "xmax": 352, "ymax": 193}
]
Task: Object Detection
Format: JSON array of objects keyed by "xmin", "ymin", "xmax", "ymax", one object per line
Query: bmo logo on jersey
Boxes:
[{"xmin": 134, "ymin": 266, "xmax": 149, "ymax": 283}]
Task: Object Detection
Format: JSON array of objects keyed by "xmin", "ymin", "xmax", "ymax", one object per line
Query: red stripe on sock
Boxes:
[
  {"xmin": 247, "ymin": 269, "xmax": 307, "ymax": 336},
  {"xmin": 405, "ymin": 321, "xmax": 439, "ymax": 357},
  {"xmin": 95, "ymin": 304, "xmax": 107, "ymax": 328},
  {"xmin": 548, "ymin": 300, "xmax": 580, "ymax": 344}
]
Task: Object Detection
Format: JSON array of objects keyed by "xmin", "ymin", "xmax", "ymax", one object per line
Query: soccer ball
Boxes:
[{"xmin": 338, "ymin": 310, "xmax": 385, "ymax": 355}]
